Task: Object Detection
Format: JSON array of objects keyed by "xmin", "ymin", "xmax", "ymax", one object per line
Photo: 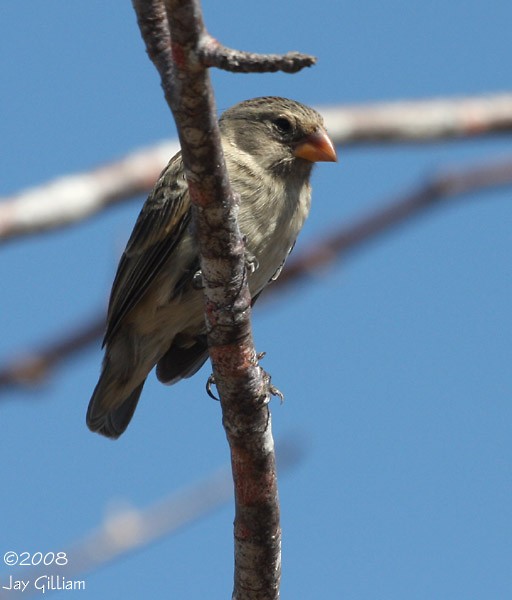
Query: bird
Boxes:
[{"xmin": 87, "ymin": 96, "xmax": 337, "ymax": 438}]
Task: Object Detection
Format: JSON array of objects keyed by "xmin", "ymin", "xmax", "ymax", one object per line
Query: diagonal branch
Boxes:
[
  {"xmin": 0, "ymin": 141, "xmax": 179, "ymax": 244},
  {"xmin": 1, "ymin": 155, "xmax": 510, "ymax": 392},
  {"xmin": 2, "ymin": 93, "xmax": 512, "ymax": 245},
  {"xmin": 322, "ymin": 93, "xmax": 512, "ymax": 143},
  {"xmin": 274, "ymin": 156, "xmax": 512, "ymax": 290},
  {"xmin": 0, "ymin": 438, "xmax": 304, "ymax": 600},
  {"xmin": 0, "ymin": 315, "xmax": 105, "ymax": 390}
]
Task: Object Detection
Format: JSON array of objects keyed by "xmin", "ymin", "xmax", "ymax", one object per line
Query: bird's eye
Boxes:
[{"xmin": 273, "ymin": 117, "xmax": 293, "ymax": 134}]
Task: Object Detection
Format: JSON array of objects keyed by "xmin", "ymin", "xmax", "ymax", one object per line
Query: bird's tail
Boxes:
[{"xmin": 86, "ymin": 371, "xmax": 146, "ymax": 439}]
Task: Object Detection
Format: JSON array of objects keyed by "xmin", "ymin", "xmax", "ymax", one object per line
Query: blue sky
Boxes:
[{"xmin": 1, "ymin": 1, "xmax": 511, "ymax": 598}]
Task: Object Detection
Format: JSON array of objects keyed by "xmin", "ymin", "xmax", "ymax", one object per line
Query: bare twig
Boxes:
[
  {"xmin": 0, "ymin": 316, "xmax": 105, "ymax": 390},
  {"xmin": 1, "ymin": 155, "xmax": 510, "ymax": 391},
  {"xmin": 323, "ymin": 93, "xmax": 512, "ymax": 143},
  {"xmin": 2, "ymin": 93, "xmax": 512, "ymax": 244},
  {"xmin": 0, "ymin": 468, "xmax": 233, "ymax": 600},
  {"xmin": 198, "ymin": 35, "xmax": 316, "ymax": 73},
  {"xmin": 0, "ymin": 439, "xmax": 304, "ymax": 599},
  {"xmin": 274, "ymin": 156, "xmax": 512, "ymax": 290}
]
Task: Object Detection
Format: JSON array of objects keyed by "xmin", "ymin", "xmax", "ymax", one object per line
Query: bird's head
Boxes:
[{"xmin": 220, "ymin": 96, "xmax": 337, "ymax": 176}]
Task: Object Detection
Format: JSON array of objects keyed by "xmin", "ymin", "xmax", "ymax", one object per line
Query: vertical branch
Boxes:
[{"xmin": 132, "ymin": 1, "xmax": 281, "ymax": 597}]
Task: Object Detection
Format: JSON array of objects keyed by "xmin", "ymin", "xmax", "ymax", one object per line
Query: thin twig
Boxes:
[
  {"xmin": 274, "ymin": 156, "xmax": 512, "ymax": 289},
  {"xmin": 0, "ymin": 439, "xmax": 304, "ymax": 600},
  {"xmin": 0, "ymin": 316, "xmax": 105, "ymax": 390},
  {"xmin": 198, "ymin": 34, "xmax": 316, "ymax": 73},
  {"xmin": 1, "ymin": 155, "xmax": 510, "ymax": 391}
]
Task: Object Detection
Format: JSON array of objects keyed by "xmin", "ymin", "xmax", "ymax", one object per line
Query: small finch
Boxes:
[{"xmin": 87, "ymin": 97, "xmax": 337, "ymax": 438}]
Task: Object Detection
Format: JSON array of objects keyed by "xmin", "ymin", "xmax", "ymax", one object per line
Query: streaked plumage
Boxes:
[{"xmin": 87, "ymin": 97, "xmax": 336, "ymax": 438}]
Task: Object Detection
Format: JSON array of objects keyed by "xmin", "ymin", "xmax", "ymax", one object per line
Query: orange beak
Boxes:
[{"xmin": 293, "ymin": 128, "xmax": 337, "ymax": 163}]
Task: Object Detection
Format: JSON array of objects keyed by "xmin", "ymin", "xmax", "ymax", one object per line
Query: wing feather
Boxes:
[{"xmin": 103, "ymin": 153, "xmax": 191, "ymax": 346}]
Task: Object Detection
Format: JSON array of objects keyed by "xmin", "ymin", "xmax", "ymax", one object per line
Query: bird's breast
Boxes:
[{"xmin": 236, "ymin": 175, "xmax": 311, "ymax": 295}]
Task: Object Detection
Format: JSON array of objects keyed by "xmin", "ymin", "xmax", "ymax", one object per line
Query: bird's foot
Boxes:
[
  {"xmin": 193, "ymin": 247, "xmax": 257, "ymax": 290},
  {"xmin": 258, "ymin": 351, "xmax": 284, "ymax": 403},
  {"xmin": 261, "ymin": 370, "xmax": 284, "ymax": 404},
  {"xmin": 205, "ymin": 352, "xmax": 284, "ymax": 404}
]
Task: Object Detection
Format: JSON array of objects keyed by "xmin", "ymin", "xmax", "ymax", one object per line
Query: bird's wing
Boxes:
[{"xmin": 103, "ymin": 153, "xmax": 191, "ymax": 346}]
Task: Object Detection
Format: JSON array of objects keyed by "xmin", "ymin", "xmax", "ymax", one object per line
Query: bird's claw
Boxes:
[
  {"xmin": 206, "ymin": 373, "xmax": 219, "ymax": 400},
  {"xmin": 192, "ymin": 269, "xmax": 204, "ymax": 290},
  {"xmin": 245, "ymin": 252, "xmax": 259, "ymax": 275},
  {"xmin": 262, "ymin": 369, "xmax": 284, "ymax": 404},
  {"xmin": 258, "ymin": 351, "xmax": 284, "ymax": 403},
  {"xmin": 242, "ymin": 236, "xmax": 259, "ymax": 274}
]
